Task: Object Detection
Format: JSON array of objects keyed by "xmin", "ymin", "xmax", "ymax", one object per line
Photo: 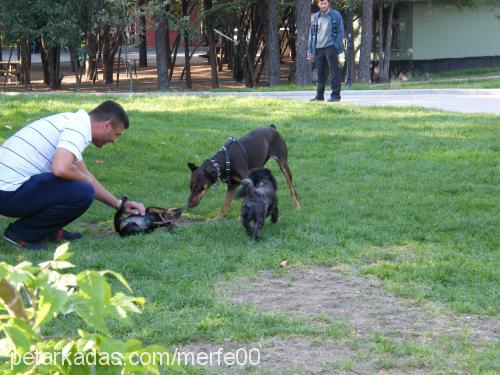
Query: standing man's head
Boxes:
[
  {"xmin": 89, "ymin": 100, "xmax": 129, "ymax": 148},
  {"xmin": 317, "ymin": 0, "xmax": 330, "ymax": 13}
]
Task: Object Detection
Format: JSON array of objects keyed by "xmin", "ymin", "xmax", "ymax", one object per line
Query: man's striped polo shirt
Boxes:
[{"xmin": 0, "ymin": 109, "xmax": 92, "ymax": 192}]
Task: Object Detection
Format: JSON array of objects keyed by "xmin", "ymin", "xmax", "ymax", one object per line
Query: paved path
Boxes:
[
  {"xmin": 2, "ymin": 89, "xmax": 500, "ymax": 115},
  {"xmin": 205, "ymin": 89, "xmax": 500, "ymax": 115}
]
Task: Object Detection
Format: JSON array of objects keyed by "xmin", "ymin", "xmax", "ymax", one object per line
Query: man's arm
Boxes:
[
  {"xmin": 52, "ymin": 148, "xmax": 145, "ymax": 215},
  {"xmin": 307, "ymin": 14, "xmax": 315, "ymax": 59},
  {"xmin": 76, "ymin": 159, "xmax": 145, "ymax": 215},
  {"xmin": 52, "ymin": 148, "xmax": 93, "ymax": 185}
]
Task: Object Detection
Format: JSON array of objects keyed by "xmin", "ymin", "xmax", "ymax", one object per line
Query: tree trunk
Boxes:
[
  {"xmin": 86, "ymin": 31, "xmax": 98, "ymax": 81},
  {"xmin": 102, "ymin": 28, "xmax": 122, "ymax": 84},
  {"xmin": 138, "ymin": 0, "xmax": 148, "ymax": 67},
  {"xmin": 377, "ymin": 0, "xmax": 383, "ymax": 80},
  {"xmin": 379, "ymin": 0, "xmax": 395, "ymax": 82},
  {"xmin": 295, "ymin": 0, "xmax": 312, "ymax": 85},
  {"xmin": 165, "ymin": 4, "xmax": 172, "ymax": 70},
  {"xmin": 266, "ymin": 0, "xmax": 280, "ymax": 86},
  {"xmin": 40, "ymin": 38, "xmax": 50, "ymax": 85},
  {"xmin": 169, "ymin": 34, "xmax": 180, "ymax": 81},
  {"xmin": 47, "ymin": 46, "xmax": 62, "ymax": 90},
  {"xmin": 155, "ymin": 5, "xmax": 169, "ymax": 91},
  {"xmin": 19, "ymin": 38, "xmax": 31, "ymax": 86},
  {"xmin": 182, "ymin": 0, "xmax": 192, "ymax": 89},
  {"xmin": 204, "ymin": 0, "xmax": 219, "ymax": 88},
  {"xmin": 359, "ymin": 0, "xmax": 374, "ymax": 83},
  {"xmin": 103, "ymin": 33, "xmax": 114, "ymax": 83}
]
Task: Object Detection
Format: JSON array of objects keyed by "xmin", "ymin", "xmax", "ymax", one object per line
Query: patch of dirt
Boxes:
[
  {"xmin": 182, "ymin": 337, "xmax": 355, "ymax": 375},
  {"xmin": 181, "ymin": 267, "xmax": 499, "ymax": 374}
]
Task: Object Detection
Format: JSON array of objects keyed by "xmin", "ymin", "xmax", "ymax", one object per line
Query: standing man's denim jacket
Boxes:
[{"xmin": 308, "ymin": 8, "xmax": 345, "ymax": 58}]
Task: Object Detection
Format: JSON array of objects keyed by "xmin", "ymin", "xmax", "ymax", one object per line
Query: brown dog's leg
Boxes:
[
  {"xmin": 217, "ymin": 184, "xmax": 238, "ymax": 218},
  {"xmin": 277, "ymin": 160, "xmax": 301, "ymax": 209}
]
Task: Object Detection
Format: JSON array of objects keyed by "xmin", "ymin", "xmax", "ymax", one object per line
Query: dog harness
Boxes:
[{"xmin": 210, "ymin": 136, "xmax": 247, "ymax": 188}]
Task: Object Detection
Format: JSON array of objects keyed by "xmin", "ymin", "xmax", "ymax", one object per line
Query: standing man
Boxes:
[
  {"xmin": 0, "ymin": 100, "xmax": 145, "ymax": 249},
  {"xmin": 308, "ymin": 0, "xmax": 345, "ymax": 102}
]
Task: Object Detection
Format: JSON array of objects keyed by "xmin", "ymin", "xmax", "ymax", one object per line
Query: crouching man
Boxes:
[{"xmin": 0, "ymin": 100, "xmax": 145, "ymax": 249}]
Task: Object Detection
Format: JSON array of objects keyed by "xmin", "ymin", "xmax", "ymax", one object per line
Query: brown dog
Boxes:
[{"xmin": 187, "ymin": 125, "xmax": 300, "ymax": 218}]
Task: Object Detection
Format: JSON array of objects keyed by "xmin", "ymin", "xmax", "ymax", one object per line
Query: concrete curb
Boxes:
[{"xmin": 2, "ymin": 88, "xmax": 500, "ymax": 96}]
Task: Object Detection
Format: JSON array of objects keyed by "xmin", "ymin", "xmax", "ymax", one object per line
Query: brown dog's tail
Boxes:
[{"xmin": 114, "ymin": 196, "xmax": 128, "ymax": 234}]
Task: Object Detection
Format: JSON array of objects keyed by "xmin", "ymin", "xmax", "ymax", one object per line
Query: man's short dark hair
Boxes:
[{"xmin": 89, "ymin": 100, "xmax": 129, "ymax": 129}]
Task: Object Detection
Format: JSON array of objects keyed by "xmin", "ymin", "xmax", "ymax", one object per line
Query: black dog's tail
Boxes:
[
  {"xmin": 270, "ymin": 124, "xmax": 276, "ymax": 129},
  {"xmin": 114, "ymin": 196, "xmax": 128, "ymax": 234},
  {"xmin": 237, "ymin": 178, "xmax": 256, "ymax": 198}
]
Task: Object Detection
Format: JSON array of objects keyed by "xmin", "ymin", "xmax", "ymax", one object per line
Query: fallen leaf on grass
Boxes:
[
  {"xmin": 279, "ymin": 260, "xmax": 289, "ymax": 268},
  {"xmin": 95, "ymin": 160, "xmax": 105, "ymax": 165},
  {"xmin": 4, "ymin": 125, "xmax": 12, "ymax": 130}
]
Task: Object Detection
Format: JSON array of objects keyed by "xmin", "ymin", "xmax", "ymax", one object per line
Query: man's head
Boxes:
[
  {"xmin": 317, "ymin": 0, "xmax": 330, "ymax": 13},
  {"xmin": 89, "ymin": 100, "xmax": 129, "ymax": 148}
]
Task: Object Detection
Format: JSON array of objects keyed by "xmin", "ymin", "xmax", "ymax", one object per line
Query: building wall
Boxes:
[{"xmin": 412, "ymin": 2, "xmax": 500, "ymax": 60}]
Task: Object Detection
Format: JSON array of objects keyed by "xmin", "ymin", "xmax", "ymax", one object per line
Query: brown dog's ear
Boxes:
[{"xmin": 187, "ymin": 162, "xmax": 198, "ymax": 172}]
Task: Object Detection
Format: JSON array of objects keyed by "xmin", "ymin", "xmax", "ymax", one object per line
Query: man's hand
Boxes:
[
  {"xmin": 124, "ymin": 200, "xmax": 145, "ymax": 216},
  {"xmin": 307, "ymin": 52, "xmax": 312, "ymax": 60}
]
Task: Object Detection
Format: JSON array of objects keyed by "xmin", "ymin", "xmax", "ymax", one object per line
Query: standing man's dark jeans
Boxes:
[
  {"xmin": 315, "ymin": 45, "xmax": 341, "ymax": 100},
  {"xmin": 0, "ymin": 173, "xmax": 94, "ymax": 242}
]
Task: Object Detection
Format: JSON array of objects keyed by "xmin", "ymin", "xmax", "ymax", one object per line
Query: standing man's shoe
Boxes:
[
  {"xmin": 310, "ymin": 96, "xmax": 325, "ymax": 102},
  {"xmin": 3, "ymin": 225, "xmax": 48, "ymax": 250},
  {"xmin": 327, "ymin": 97, "xmax": 341, "ymax": 102}
]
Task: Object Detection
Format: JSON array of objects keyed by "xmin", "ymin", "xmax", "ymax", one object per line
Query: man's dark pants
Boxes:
[
  {"xmin": 315, "ymin": 45, "xmax": 341, "ymax": 100},
  {"xmin": 0, "ymin": 173, "xmax": 94, "ymax": 242}
]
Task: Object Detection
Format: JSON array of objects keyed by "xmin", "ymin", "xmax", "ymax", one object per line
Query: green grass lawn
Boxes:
[{"xmin": 0, "ymin": 95, "xmax": 498, "ymax": 373}]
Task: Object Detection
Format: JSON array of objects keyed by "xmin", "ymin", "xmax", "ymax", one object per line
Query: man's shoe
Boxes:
[
  {"xmin": 310, "ymin": 96, "xmax": 325, "ymax": 102},
  {"xmin": 327, "ymin": 97, "xmax": 341, "ymax": 102},
  {"xmin": 50, "ymin": 229, "xmax": 82, "ymax": 242},
  {"xmin": 3, "ymin": 226, "xmax": 48, "ymax": 250}
]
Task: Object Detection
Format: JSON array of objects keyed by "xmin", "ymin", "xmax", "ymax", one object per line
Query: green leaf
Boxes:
[
  {"xmin": 3, "ymin": 318, "xmax": 39, "ymax": 353},
  {"xmin": 108, "ymin": 293, "xmax": 144, "ymax": 322},
  {"xmin": 38, "ymin": 260, "xmax": 75, "ymax": 270},
  {"xmin": 100, "ymin": 270, "xmax": 132, "ymax": 293},
  {"xmin": 53, "ymin": 242, "xmax": 72, "ymax": 261},
  {"xmin": 71, "ymin": 271, "xmax": 113, "ymax": 334},
  {"xmin": 0, "ymin": 263, "xmax": 8, "ymax": 281},
  {"xmin": 34, "ymin": 284, "xmax": 69, "ymax": 329}
]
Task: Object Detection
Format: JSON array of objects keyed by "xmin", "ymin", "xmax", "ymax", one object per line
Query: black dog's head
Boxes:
[
  {"xmin": 114, "ymin": 196, "xmax": 182, "ymax": 237},
  {"xmin": 187, "ymin": 161, "xmax": 219, "ymax": 208},
  {"xmin": 239, "ymin": 168, "xmax": 278, "ymax": 242}
]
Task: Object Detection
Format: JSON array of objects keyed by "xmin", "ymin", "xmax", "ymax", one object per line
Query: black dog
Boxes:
[
  {"xmin": 187, "ymin": 125, "xmax": 300, "ymax": 218},
  {"xmin": 114, "ymin": 197, "xmax": 182, "ymax": 237},
  {"xmin": 239, "ymin": 168, "xmax": 278, "ymax": 242}
]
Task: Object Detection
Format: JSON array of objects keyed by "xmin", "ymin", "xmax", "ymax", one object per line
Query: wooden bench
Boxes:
[
  {"xmin": 95, "ymin": 57, "xmax": 137, "ymax": 78},
  {"xmin": 0, "ymin": 60, "xmax": 21, "ymax": 84}
]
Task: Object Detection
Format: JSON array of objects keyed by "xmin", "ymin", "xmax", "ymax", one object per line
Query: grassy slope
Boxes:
[{"xmin": 0, "ymin": 95, "xmax": 498, "ymax": 372}]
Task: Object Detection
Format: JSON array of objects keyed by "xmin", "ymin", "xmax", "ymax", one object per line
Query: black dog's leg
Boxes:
[
  {"xmin": 243, "ymin": 218, "xmax": 253, "ymax": 236},
  {"xmin": 252, "ymin": 218, "xmax": 265, "ymax": 242},
  {"xmin": 271, "ymin": 204, "xmax": 278, "ymax": 224}
]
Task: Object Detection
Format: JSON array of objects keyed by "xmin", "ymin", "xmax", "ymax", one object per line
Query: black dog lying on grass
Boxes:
[
  {"xmin": 114, "ymin": 196, "xmax": 182, "ymax": 237},
  {"xmin": 239, "ymin": 168, "xmax": 278, "ymax": 242}
]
